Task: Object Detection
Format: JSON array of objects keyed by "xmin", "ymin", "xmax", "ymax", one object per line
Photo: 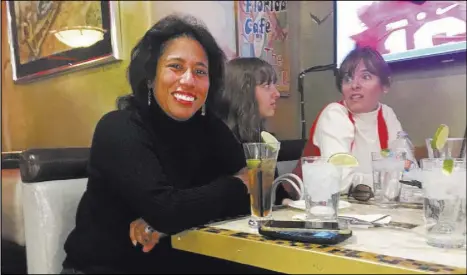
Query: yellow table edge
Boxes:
[{"xmin": 172, "ymin": 226, "xmax": 466, "ymax": 274}]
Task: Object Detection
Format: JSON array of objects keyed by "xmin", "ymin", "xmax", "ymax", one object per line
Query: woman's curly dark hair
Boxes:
[{"xmin": 117, "ymin": 14, "xmax": 226, "ymax": 113}]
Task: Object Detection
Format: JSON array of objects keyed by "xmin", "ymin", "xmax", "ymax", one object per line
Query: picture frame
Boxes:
[
  {"xmin": 5, "ymin": 1, "xmax": 122, "ymax": 84},
  {"xmin": 234, "ymin": 1, "xmax": 291, "ymax": 97}
]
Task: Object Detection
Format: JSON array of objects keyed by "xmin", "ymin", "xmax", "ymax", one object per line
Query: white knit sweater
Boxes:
[{"xmin": 312, "ymin": 102, "xmax": 403, "ymax": 192}]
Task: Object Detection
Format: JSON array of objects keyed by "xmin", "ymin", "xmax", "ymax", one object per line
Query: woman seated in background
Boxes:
[
  {"xmin": 130, "ymin": 57, "xmax": 293, "ymax": 252},
  {"xmin": 214, "ymin": 57, "xmax": 280, "ymax": 143},
  {"xmin": 61, "ymin": 14, "xmax": 252, "ymax": 274},
  {"xmin": 288, "ymin": 46, "xmax": 403, "ymax": 199},
  {"xmin": 214, "ymin": 57, "xmax": 294, "ymax": 204}
]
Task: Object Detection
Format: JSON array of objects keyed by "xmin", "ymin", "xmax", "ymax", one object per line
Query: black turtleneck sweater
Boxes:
[{"xmin": 63, "ymin": 101, "xmax": 251, "ymax": 273}]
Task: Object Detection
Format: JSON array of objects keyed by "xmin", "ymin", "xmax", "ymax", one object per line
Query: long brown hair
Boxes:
[{"xmin": 212, "ymin": 57, "xmax": 277, "ymax": 142}]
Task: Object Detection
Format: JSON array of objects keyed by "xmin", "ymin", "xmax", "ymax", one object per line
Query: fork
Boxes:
[{"xmin": 339, "ymin": 215, "xmax": 390, "ymax": 226}]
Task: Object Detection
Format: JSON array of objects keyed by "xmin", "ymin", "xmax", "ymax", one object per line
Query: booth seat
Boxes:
[{"xmin": 19, "ymin": 148, "xmax": 89, "ymax": 274}]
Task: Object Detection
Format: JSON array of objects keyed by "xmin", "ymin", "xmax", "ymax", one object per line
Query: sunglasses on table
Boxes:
[
  {"xmin": 347, "ymin": 180, "xmax": 423, "ymax": 202},
  {"xmin": 347, "ymin": 184, "xmax": 374, "ymax": 202}
]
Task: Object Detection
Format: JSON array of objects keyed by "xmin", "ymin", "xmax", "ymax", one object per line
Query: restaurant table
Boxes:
[{"xmin": 172, "ymin": 201, "xmax": 466, "ymax": 274}]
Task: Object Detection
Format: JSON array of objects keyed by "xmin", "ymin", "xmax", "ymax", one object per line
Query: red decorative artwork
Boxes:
[
  {"xmin": 353, "ymin": 1, "xmax": 466, "ymax": 53},
  {"xmin": 336, "ymin": 1, "xmax": 466, "ymax": 66}
]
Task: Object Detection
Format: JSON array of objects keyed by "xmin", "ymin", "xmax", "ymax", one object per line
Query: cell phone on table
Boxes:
[{"xmin": 258, "ymin": 220, "xmax": 352, "ymax": 244}]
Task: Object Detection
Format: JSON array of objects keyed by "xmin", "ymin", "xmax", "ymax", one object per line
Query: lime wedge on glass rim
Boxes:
[
  {"xmin": 431, "ymin": 124, "xmax": 449, "ymax": 150},
  {"xmin": 260, "ymin": 131, "xmax": 279, "ymax": 151},
  {"xmin": 327, "ymin": 153, "xmax": 359, "ymax": 167}
]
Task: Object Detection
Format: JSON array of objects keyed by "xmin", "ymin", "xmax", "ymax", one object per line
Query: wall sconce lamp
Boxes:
[{"xmin": 51, "ymin": 26, "xmax": 107, "ymax": 48}]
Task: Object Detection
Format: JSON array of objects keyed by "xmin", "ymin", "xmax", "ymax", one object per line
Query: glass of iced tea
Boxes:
[{"xmin": 243, "ymin": 142, "xmax": 280, "ymax": 228}]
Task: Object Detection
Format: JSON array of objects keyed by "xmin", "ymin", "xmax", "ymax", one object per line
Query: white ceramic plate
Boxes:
[{"xmin": 288, "ymin": 200, "xmax": 351, "ymax": 211}]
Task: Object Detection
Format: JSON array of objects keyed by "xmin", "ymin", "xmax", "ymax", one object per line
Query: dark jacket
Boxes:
[{"xmin": 63, "ymin": 101, "xmax": 250, "ymax": 273}]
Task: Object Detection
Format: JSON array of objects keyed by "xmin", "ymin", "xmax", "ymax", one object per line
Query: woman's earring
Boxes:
[
  {"xmin": 201, "ymin": 104, "xmax": 206, "ymax": 116},
  {"xmin": 147, "ymin": 81, "xmax": 153, "ymax": 106}
]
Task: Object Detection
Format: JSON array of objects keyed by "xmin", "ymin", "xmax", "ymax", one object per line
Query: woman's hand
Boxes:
[
  {"xmin": 129, "ymin": 218, "xmax": 160, "ymax": 253},
  {"xmin": 234, "ymin": 167, "xmax": 250, "ymax": 193}
]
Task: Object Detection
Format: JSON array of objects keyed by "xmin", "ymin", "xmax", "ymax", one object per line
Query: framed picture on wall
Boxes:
[
  {"xmin": 5, "ymin": 1, "xmax": 122, "ymax": 84},
  {"xmin": 235, "ymin": 1, "xmax": 290, "ymax": 97}
]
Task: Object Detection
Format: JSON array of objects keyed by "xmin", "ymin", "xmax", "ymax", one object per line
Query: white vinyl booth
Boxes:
[{"xmin": 19, "ymin": 148, "xmax": 89, "ymax": 274}]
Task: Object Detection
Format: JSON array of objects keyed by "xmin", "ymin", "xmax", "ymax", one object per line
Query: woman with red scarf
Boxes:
[{"xmin": 288, "ymin": 47, "xmax": 403, "ymax": 199}]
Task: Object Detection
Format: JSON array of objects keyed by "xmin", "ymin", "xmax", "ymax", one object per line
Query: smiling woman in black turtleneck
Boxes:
[{"xmin": 61, "ymin": 14, "xmax": 251, "ymax": 274}]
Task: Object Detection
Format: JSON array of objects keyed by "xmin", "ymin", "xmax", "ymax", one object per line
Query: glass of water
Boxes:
[
  {"xmin": 301, "ymin": 156, "xmax": 342, "ymax": 221},
  {"xmin": 425, "ymin": 138, "xmax": 466, "ymax": 159},
  {"xmin": 420, "ymin": 158, "xmax": 466, "ymax": 249},
  {"xmin": 371, "ymin": 151, "xmax": 406, "ymax": 208}
]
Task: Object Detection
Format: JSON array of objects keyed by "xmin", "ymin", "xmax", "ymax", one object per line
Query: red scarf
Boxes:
[{"xmin": 293, "ymin": 101, "xmax": 388, "ymax": 178}]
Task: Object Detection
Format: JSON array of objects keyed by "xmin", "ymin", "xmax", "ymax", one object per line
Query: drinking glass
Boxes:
[
  {"xmin": 371, "ymin": 151, "xmax": 406, "ymax": 208},
  {"xmin": 301, "ymin": 156, "xmax": 342, "ymax": 221},
  {"xmin": 420, "ymin": 158, "xmax": 466, "ymax": 248},
  {"xmin": 243, "ymin": 142, "xmax": 280, "ymax": 228},
  {"xmin": 425, "ymin": 138, "xmax": 466, "ymax": 159}
]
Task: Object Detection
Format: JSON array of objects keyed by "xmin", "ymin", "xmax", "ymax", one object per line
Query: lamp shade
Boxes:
[{"xmin": 52, "ymin": 26, "xmax": 106, "ymax": 48}]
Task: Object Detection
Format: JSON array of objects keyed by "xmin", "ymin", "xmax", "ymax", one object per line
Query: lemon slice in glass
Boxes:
[
  {"xmin": 328, "ymin": 153, "xmax": 359, "ymax": 167},
  {"xmin": 431, "ymin": 124, "xmax": 449, "ymax": 150},
  {"xmin": 381, "ymin": 149, "xmax": 391, "ymax": 157},
  {"xmin": 247, "ymin": 159, "xmax": 261, "ymax": 169},
  {"xmin": 442, "ymin": 159, "xmax": 454, "ymax": 175},
  {"xmin": 261, "ymin": 131, "xmax": 279, "ymax": 151}
]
